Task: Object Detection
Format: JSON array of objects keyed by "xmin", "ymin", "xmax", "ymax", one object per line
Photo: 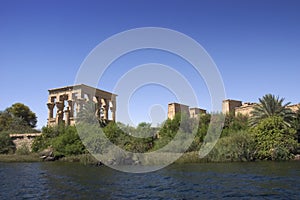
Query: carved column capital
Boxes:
[
  {"xmin": 47, "ymin": 102, "xmax": 55, "ymax": 109},
  {"xmin": 56, "ymin": 101, "xmax": 64, "ymax": 111}
]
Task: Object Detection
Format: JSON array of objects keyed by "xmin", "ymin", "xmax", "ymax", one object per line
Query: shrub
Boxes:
[
  {"xmin": 16, "ymin": 143, "xmax": 30, "ymax": 155},
  {"xmin": 252, "ymin": 116, "xmax": 298, "ymax": 160},
  {"xmin": 207, "ymin": 130, "xmax": 256, "ymax": 162}
]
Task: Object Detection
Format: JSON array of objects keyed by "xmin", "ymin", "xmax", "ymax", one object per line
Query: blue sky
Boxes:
[{"xmin": 1, "ymin": 0, "xmax": 300, "ymax": 128}]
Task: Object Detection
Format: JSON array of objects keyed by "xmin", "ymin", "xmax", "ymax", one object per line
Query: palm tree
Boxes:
[
  {"xmin": 76, "ymin": 101, "xmax": 107, "ymax": 127},
  {"xmin": 250, "ymin": 94, "xmax": 295, "ymax": 127}
]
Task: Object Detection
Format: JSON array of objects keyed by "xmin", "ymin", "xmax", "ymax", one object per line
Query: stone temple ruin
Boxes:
[
  {"xmin": 222, "ymin": 99, "xmax": 300, "ymax": 116},
  {"xmin": 167, "ymin": 102, "xmax": 206, "ymax": 120},
  {"xmin": 47, "ymin": 84, "xmax": 117, "ymax": 126}
]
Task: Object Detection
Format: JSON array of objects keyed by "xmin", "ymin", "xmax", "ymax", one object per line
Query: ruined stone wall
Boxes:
[
  {"xmin": 235, "ymin": 103, "xmax": 256, "ymax": 116},
  {"xmin": 10, "ymin": 133, "xmax": 42, "ymax": 152},
  {"xmin": 167, "ymin": 103, "xmax": 190, "ymax": 119},
  {"xmin": 168, "ymin": 103, "xmax": 204, "ymax": 119},
  {"xmin": 287, "ymin": 104, "xmax": 300, "ymax": 112},
  {"xmin": 189, "ymin": 108, "xmax": 206, "ymax": 118},
  {"xmin": 222, "ymin": 99, "xmax": 242, "ymax": 114}
]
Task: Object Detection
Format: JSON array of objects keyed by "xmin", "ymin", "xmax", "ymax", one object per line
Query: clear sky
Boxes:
[{"xmin": 1, "ymin": 0, "xmax": 300, "ymax": 129}]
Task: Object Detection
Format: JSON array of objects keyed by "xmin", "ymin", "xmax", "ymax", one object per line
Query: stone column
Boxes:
[
  {"xmin": 47, "ymin": 102, "xmax": 55, "ymax": 119},
  {"xmin": 103, "ymin": 99, "xmax": 109, "ymax": 120},
  {"xmin": 55, "ymin": 101, "xmax": 64, "ymax": 124},
  {"xmin": 111, "ymin": 100, "xmax": 116, "ymax": 122},
  {"xmin": 95, "ymin": 97, "xmax": 102, "ymax": 119},
  {"xmin": 64, "ymin": 107, "xmax": 70, "ymax": 125},
  {"xmin": 75, "ymin": 99, "xmax": 85, "ymax": 115},
  {"xmin": 67, "ymin": 100, "xmax": 73, "ymax": 118}
]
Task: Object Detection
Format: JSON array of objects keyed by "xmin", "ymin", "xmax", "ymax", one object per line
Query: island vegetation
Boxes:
[{"xmin": 0, "ymin": 94, "xmax": 299, "ymax": 164}]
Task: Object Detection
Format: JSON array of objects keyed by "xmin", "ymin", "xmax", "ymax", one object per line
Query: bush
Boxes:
[
  {"xmin": 16, "ymin": 143, "xmax": 30, "ymax": 155},
  {"xmin": 207, "ymin": 130, "xmax": 256, "ymax": 162},
  {"xmin": 252, "ymin": 116, "xmax": 298, "ymax": 160},
  {"xmin": 32, "ymin": 125, "xmax": 85, "ymax": 157},
  {"xmin": 51, "ymin": 126, "xmax": 85, "ymax": 157}
]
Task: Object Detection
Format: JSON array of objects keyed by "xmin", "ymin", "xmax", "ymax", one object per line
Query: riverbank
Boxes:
[
  {"xmin": 1, "ymin": 152, "xmax": 299, "ymax": 164},
  {"xmin": 0, "ymin": 153, "xmax": 41, "ymax": 162}
]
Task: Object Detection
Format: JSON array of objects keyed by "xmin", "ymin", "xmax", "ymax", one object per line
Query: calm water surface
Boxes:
[{"xmin": 0, "ymin": 161, "xmax": 299, "ymax": 199}]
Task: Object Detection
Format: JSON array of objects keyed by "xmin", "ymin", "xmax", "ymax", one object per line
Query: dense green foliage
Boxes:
[
  {"xmin": 222, "ymin": 113, "xmax": 249, "ymax": 137},
  {"xmin": 106, "ymin": 122, "xmax": 155, "ymax": 153},
  {"xmin": 0, "ymin": 111, "xmax": 37, "ymax": 134},
  {"xmin": 207, "ymin": 130, "xmax": 256, "ymax": 162},
  {"xmin": 251, "ymin": 116, "xmax": 298, "ymax": 160},
  {"xmin": 6, "ymin": 103, "xmax": 37, "ymax": 128},
  {"xmin": 32, "ymin": 125, "xmax": 86, "ymax": 157},
  {"xmin": 0, "ymin": 131, "xmax": 15, "ymax": 154}
]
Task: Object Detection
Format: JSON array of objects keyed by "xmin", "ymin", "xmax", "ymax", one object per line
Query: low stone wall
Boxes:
[{"xmin": 10, "ymin": 133, "xmax": 42, "ymax": 152}]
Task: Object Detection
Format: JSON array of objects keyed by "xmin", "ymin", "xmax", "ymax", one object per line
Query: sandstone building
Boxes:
[
  {"xmin": 222, "ymin": 99, "xmax": 299, "ymax": 116},
  {"xmin": 167, "ymin": 102, "xmax": 206, "ymax": 120},
  {"xmin": 222, "ymin": 99, "xmax": 257, "ymax": 116},
  {"xmin": 189, "ymin": 107, "xmax": 207, "ymax": 118},
  {"xmin": 287, "ymin": 104, "xmax": 300, "ymax": 112},
  {"xmin": 168, "ymin": 103, "xmax": 189, "ymax": 120},
  {"xmin": 47, "ymin": 84, "xmax": 117, "ymax": 126},
  {"xmin": 235, "ymin": 102, "xmax": 257, "ymax": 116},
  {"xmin": 222, "ymin": 99, "xmax": 242, "ymax": 114}
]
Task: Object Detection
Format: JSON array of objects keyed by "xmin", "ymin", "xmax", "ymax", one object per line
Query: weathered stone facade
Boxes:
[
  {"xmin": 235, "ymin": 102, "xmax": 257, "ymax": 116},
  {"xmin": 223, "ymin": 99, "xmax": 299, "ymax": 116},
  {"xmin": 168, "ymin": 103, "xmax": 206, "ymax": 119},
  {"xmin": 189, "ymin": 107, "xmax": 206, "ymax": 118},
  {"xmin": 222, "ymin": 99, "xmax": 242, "ymax": 114},
  {"xmin": 47, "ymin": 84, "xmax": 117, "ymax": 126},
  {"xmin": 287, "ymin": 104, "xmax": 300, "ymax": 112},
  {"xmin": 10, "ymin": 133, "xmax": 42, "ymax": 152},
  {"xmin": 168, "ymin": 103, "xmax": 189, "ymax": 120}
]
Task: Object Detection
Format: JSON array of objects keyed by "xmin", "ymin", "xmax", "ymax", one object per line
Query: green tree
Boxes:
[
  {"xmin": 250, "ymin": 94, "xmax": 295, "ymax": 127},
  {"xmin": 31, "ymin": 125, "xmax": 64, "ymax": 152},
  {"xmin": 0, "ymin": 111, "xmax": 12, "ymax": 131},
  {"xmin": 0, "ymin": 110, "xmax": 37, "ymax": 134},
  {"xmin": 208, "ymin": 130, "xmax": 256, "ymax": 162},
  {"xmin": 135, "ymin": 122, "xmax": 156, "ymax": 138},
  {"xmin": 51, "ymin": 126, "xmax": 85, "ymax": 157},
  {"xmin": 6, "ymin": 103, "xmax": 37, "ymax": 128},
  {"xmin": 222, "ymin": 113, "xmax": 249, "ymax": 137},
  {"xmin": 188, "ymin": 113, "xmax": 211, "ymax": 151},
  {"xmin": 0, "ymin": 131, "xmax": 15, "ymax": 154},
  {"xmin": 252, "ymin": 116, "xmax": 298, "ymax": 160}
]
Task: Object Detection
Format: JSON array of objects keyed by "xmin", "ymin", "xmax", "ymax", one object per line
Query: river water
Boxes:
[{"xmin": 0, "ymin": 161, "xmax": 299, "ymax": 199}]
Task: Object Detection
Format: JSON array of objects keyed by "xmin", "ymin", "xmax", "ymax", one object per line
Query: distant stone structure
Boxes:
[
  {"xmin": 168, "ymin": 103, "xmax": 189, "ymax": 120},
  {"xmin": 222, "ymin": 99, "xmax": 242, "ymax": 114},
  {"xmin": 287, "ymin": 104, "xmax": 300, "ymax": 112},
  {"xmin": 189, "ymin": 107, "xmax": 207, "ymax": 118},
  {"xmin": 167, "ymin": 102, "xmax": 206, "ymax": 119},
  {"xmin": 222, "ymin": 99, "xmax": 299, "ymax": 116},
  {"xmin": 235, "ymin": 102, "xmax": 257, "ymax": 116},
  {"xmin": 47, "ymin": 84, "xmax": 117, "ymax": 126}
]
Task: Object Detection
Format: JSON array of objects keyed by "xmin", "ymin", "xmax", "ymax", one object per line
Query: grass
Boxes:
[
  {"xmin": 59, "ymin": 154, "xmax": 100, "ymax": 165},
  {"xmin": 174, "ymin": 151, "xmax": 209, "ymax": 164},
  {"xmin": 0, "ymin": 153, "xmax": 41, "ymax": 162}
]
